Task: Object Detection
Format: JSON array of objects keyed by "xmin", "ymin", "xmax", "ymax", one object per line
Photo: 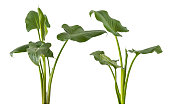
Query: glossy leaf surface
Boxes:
[
  {"xmin": 89, "ymin": 10, "xmax": 129, "ymax": 36},
  {"xmin": 128, "ymin": 45, "xmax": 163, "ymax": 54},
  {"xmin": 90, "ymin": 51, "xmax": 120, "ymax": 68},
  {"xmin": 57, "ymin": 24, "xmax": 106, "ymax": 42}
]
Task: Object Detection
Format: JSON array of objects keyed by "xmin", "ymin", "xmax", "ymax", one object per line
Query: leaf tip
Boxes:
[
  {"xmin": 89, "ymin": 10, "xmax": 95, "ymax": 17},
  {"xmin": 62, "ymin": 24, "xmax": 68, "ymax": 29},
  {"xmin": 155, "ymin": 45, "xmax": 163, "ymax": 54},
  {"xmin": 10, "ymin": 52, "xmax": 13, "ymax": 57}
]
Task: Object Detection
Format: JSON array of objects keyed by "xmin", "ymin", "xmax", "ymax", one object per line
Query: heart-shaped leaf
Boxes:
[
  {"xmin": 10, "ymin": 44, "xmax": 29, "ymax": 57},
  {"xmin": 128, "ymin": 45, "xmax": 163, "ymax": 55},
  {"xmin": 25, "ymin": 8, "xmax": 50, "ymax": 33},
  {"xmin": 90, "ymin": 51, "xmax": 120, "ymax": 69},
  {"xmin": 27, "ymin": 41, "xmax": 53, "ymax": 65},
  {"xmin": 89, "ymin": 10, "xmax": 129, "ymax": 36},
  {"xmin": 57, "ymin": 24, "xmax": 106, "ymax": 42}
]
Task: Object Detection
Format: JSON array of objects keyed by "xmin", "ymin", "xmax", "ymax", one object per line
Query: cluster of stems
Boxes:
[
  {"xmin": 109, "ymin": 36, "xmax": 139, "ymax": 104},
  {"xmin": 37, "ymin": 28, "xmax": 68, "ymax": 104}
]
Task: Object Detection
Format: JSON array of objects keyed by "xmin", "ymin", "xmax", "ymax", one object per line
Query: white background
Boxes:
[{"xmin": 0, "ymin": 0, "xmax": 170, "ymax": 106}]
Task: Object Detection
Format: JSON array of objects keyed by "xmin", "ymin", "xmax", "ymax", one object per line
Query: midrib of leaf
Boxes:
[
  {"xmin": 69, "ymin": 30, "xmax": 103, "ymax": 37},
  {"xmin": 99, "ymin": 13, "xmax": 113, "ymax": 32}
]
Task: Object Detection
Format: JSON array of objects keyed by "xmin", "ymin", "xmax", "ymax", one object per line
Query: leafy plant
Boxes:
[
  {"xmin": 90, "ymin": 10, "xmax": 163, "ymax": 104},
  {"xmin": 10, "ymin": 8, "xmax": 106, "ymax": 104}
]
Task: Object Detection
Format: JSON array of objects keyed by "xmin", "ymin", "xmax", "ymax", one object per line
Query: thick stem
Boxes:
[
  {"xmin": 46, "ymin": 40, "xmax": 68, "ymax": 104},
  {"xmin": 114, "ymin": 36, "xmax": 124, "ymax": 104},
  {"xmin": 124, "ymin": 54, "xmax": 139, "ymax": 100},
  {"xmin": 108, "ymin": 65, "xmax": 121, "ymax": 104},
  {"xmin": 42, "ymin": 56, "xmax": 46, "ymax": 104}
]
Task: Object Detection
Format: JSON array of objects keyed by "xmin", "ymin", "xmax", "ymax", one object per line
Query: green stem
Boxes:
[
  {"xmin": 38, "ymin": 65, "xmax": 43, "ymax": 103},
  {"xmin": 37, "ymin": 29, "xmax": 41, "ymax": 41},
  {"xmin": 115, "ymin": 36, "xmax": 123, "ymax": 67},
  {"xmin": 124, "ymin": 49, "xmax": 128, "ymax": 75},
  {"xmin": 124, "ymin": 54, "xmax": 139, "ymax": 99},
  {"xmin": 115, "ymin": 67, "xmax": 117, "ymax": 80},
  {"xmin": 46, "ymin": 40, "xmax": 68, "ymax": 104},
  {"xmin": 47, "ymin": 57, "xmax": 51, "ymax": 76},
  {"xmin": 108, "ymin": 65, "xmax": 121, "ymax": 104},
  {"xmin": 114, "ymin": 36, "xmax": 124, "ymax": 104},
  {"xmin": 122, "ymin": 49, "xmax": 128, "ymax": 103},
  {"xmin": 42, "ymin": 56, "xmax": 46, "ymax": 104},
  {"xmin": 40, "ymin": 60, "xmax": 43, "ymax": 75}
]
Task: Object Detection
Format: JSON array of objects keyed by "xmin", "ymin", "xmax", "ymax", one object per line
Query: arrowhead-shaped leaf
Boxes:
[
  {"xmin": 25, "ymin": 8, "xmax": 50, "ymax": 35},
  {"xmin": 10, "ymin": 44, "xmax": 29, "ymax": 57},
  {"xmin": 89, "ymin": 10, "xmax": 129, "ymax": 36},
  {"xmin": 90, "ymin": 51, "xmax": 120, "ymax": 69},
  {"xmin": 128, "ymin": 45, "xmax": 163, "ymax": 55},
  {"xmin": 57, "ymin": 24, "xmax": 106, "ymax": 42},
  {"xmin": 27, "ymin": 41, "xmax": 53, "ymax": 65}
]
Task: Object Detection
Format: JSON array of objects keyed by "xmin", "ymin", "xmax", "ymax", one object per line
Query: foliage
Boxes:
[
  {"xmin": 90, "ymin": 10, "xmax": 162, "ymax": 104},
  {"xmin": 10, "ymin": 8, "xmax": 105, "ymax": 104}
]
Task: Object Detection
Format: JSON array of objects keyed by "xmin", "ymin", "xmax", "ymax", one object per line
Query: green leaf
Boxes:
[
  {"xmin": 44, "ymin": 15, "xmax": 50, "ymax": 28},
  {"xmin": 128, "ymin": 45, "xmax": 163, "ymax": 55},
  {"xmin": 25, "ymin": 11, "xmax": 39, "ymax": 32},
  {"xmin": 57, "ymin": 24, "xmax": 106, "ymax": 42},
  {"xmin": 10, "ymin": 44, "xmax": 29, "ymax": 57},
  {"xmin": 44, "ymin": 15, "xmax": 50, "ymax": 36},
  {"xmin": 89, "ymin": 10, "xmax": 129, "ymax": 36},
  {"xmin": 25, "ymin": 9, "xmax": 50, "ymax": 33},
  {"xmin": 44, "ymin": 24, "xmax": 48, "ymax": 36},
  {"xmin": 90, "ymin": 51, "xmax": 120, "ymax": 68},
  {"xmin": 28, "ymin": 53, "xmax": 40, "ymax": 66},
  {"xmin": 27, "ymin": 41, "xmax": 53, "ymax": 66},
  {"xmin": 90, "ymin": 51, "xmax": 105, "ymax": 64},
  {"xmin": 38, "ymin": 8, "xmax": 46, "ymax": 41}
]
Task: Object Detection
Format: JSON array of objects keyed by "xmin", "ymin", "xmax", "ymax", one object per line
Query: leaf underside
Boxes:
[
  {"xmin": 90, "ymin": 51, "xmax": 120, "ymax": 68},
  {"xmin": 89, "ymin": 10, "xmax": 129, "ymax": 36},
  {"xmin": 57, "ymin": 24, "xmax": 106, "ymax": 42},
  {"xmin": 128, "ymin": 45, "xmax": 163, "ymax": 54}
]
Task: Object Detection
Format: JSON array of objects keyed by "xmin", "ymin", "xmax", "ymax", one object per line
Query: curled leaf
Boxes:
[
  {"xmin": 10, "ymin": 44, "xmax": 29, "ymax": 57},
  {"xmin": 90, "ymin": 51, "xmax": 120, "ymax": 69},
  {"xmin": 90, "ymin": 10, "xmax": 129, "ymax": 36},
  {"xmin": 57, "ymin": 24, "xmax": 106, "ymax": 42},
  {"xmin": 25, "ymin": 8, "xmax": 50, "ymax": 34},
  {"xmin": 128, "ymin": 45, "xmax": 163, "ymax": 55},
  {"xmin": 38, "ymin": 8, "xmax": 46, "ymax": 41}
]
